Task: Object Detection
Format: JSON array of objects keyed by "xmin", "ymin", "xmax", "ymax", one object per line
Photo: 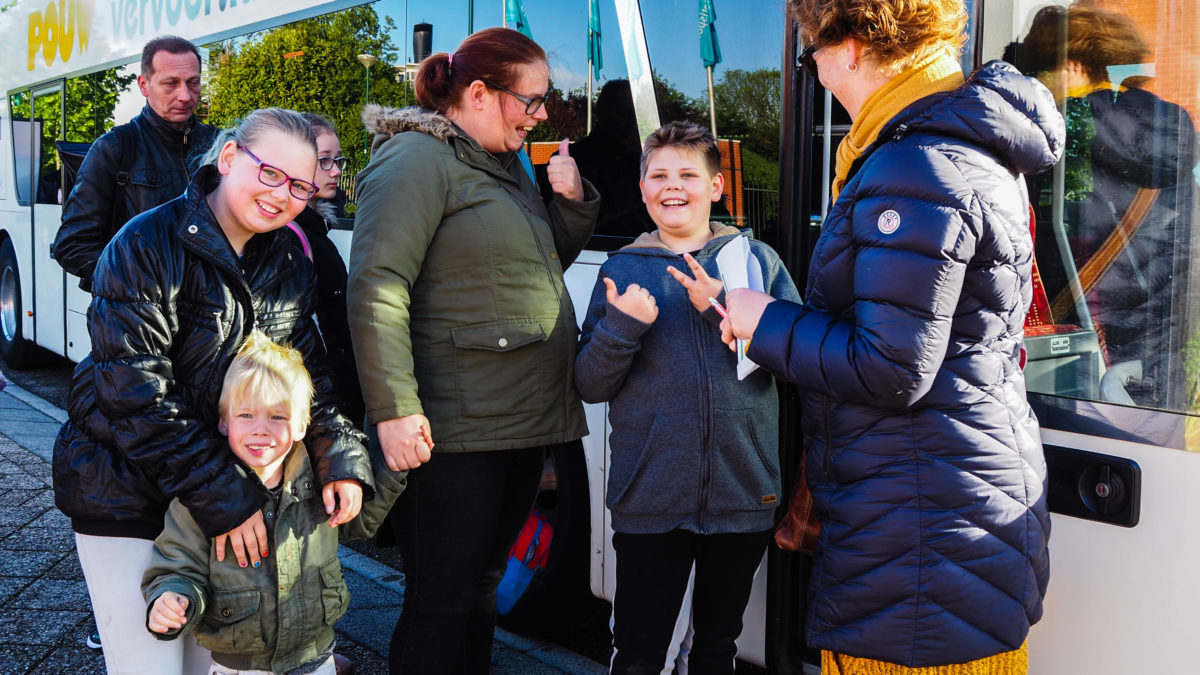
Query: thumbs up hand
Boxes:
[
  {"xmin": 603, "ymin": 277, "xmax": 658, "ymax": 325},
  {"xmin": 547, "ymin": 138, "xmax": 584, "ymax": 201}
]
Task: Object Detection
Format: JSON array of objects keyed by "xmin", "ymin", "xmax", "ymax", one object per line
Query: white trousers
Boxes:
[{"xmin": 75, "ymin": 533, "xmax": 212, "ymax": 675}]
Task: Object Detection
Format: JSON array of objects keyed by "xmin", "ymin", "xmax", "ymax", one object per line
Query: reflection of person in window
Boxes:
[
  {"xmin": 567, "ymin": 80, "xmax": 656, "ymax": 237},
  {"xmin": 1013, "ymin": 4, "xmax": 1196, "ymax": 408}
]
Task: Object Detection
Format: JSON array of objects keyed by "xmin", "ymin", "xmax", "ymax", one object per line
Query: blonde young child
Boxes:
[
  {"xmin": 574, "ymin": 121, "xmax": 800, "ymax": 674},
  {"xmin": 142, "ymin": 331, "xmax": 407, "ymax": 675}
]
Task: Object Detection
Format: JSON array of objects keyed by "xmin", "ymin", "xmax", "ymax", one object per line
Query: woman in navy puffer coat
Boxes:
[{"xmin": 723, "ymin": 1, "xmax": 1064, "ymax": 671}]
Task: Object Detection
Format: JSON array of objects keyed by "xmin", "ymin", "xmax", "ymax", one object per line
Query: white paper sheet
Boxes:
[{"xmin": 715, "ymin": 235, "xmax": 764, "ymax": 380}]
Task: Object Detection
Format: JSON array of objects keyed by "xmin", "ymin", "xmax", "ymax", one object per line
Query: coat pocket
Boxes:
[
  {"xmin": 450, "ymin": 320, "xmax": 546, "ymax": 419},
  {"xmin": 200, "ymin": 588, "xmax": 265, "ymax": 654},
  {"xmin": 606, "ymin": 414, "xmax": 702, "ymax": 517},
  {"xmin": 708, "ymin": 409, "xmax": 781, "ymax": 514},
  {"xmin": 318, "ymin": 558, "xmax": 350, "ymax": 625}
]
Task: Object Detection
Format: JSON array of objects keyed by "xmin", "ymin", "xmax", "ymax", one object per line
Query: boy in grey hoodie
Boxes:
[{"xmin": 575, "ymin": 121, "xmax": 799, "ymax": 674}]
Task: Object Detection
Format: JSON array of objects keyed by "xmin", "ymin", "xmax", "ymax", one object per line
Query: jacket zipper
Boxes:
[{"xmin": 695, "ymin": 261, "xmax": 713, "ymax": 533}]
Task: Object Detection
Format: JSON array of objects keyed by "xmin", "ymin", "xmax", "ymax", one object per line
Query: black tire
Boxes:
[
  {"xmin": 498, "ymin": 440, "xmax": 610, "ymax": 638},
  {"xmin": 0, "ymin": 237, "xmax": 36, "ymax": 368}
]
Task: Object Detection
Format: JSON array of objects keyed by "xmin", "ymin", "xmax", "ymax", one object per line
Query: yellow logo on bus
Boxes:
[{"xmin": 28, "ymin": 0, "xmax": 93, "ymax": 71}]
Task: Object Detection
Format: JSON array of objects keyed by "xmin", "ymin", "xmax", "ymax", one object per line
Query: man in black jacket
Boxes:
[{"xmin": 53, "ymin": 35, "xmax": 217, "ymax": 291}]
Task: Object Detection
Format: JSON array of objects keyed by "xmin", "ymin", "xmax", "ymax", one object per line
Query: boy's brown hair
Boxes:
[
  {"xmin": 218, "ymin": 330, "xmax": 313, "ymax": 433},
  {"xmin": 640, "ymin": 121, "xmax": 722, "ymax": 179}
]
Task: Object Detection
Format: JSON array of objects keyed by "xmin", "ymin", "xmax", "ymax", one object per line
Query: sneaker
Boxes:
[{"xmin": 86, "ymin": 630, "xmax": 102, "ymax": 650}]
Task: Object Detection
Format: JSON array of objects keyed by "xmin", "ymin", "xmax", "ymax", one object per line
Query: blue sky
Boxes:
[{"xmin": 373, "ymin": 0, "xmax": 787, "ymax": 99}]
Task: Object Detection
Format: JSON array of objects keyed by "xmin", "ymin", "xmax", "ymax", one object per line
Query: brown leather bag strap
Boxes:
[{"xmin": 1050, "ymin": 187, "xmax": 1160, "ymax": 320}]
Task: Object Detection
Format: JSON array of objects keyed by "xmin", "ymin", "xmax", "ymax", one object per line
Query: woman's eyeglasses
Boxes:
[
  {"xmin": 483, "ymin": 79, "xmax": 549, "ymax": 115},
  {"xmin": 318, "ymin": 155, "xmax": 349, "ymax": 171},
  {"xmin": 238, "ymin": 145, "xmax": 317, "ymax": 201},
  {"xmin": 799, "ymin": 45, "xmax": 819, "ymax": 78}
]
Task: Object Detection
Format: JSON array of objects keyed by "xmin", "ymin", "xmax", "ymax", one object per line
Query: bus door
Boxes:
[
  {"xmin": 30, "ymin": 83, "xmax": 65, "ymax": 358},
  {"xmin": 995, "ymin": 2, "xmax": 1200, "ymax": 672},
  {"xmin": 4, "ymin": 82, "xmax": 66, "ymax": 361},
  {"xmin": 783, "ymin": 1, "xmax": 1200, "ymax": 671}
]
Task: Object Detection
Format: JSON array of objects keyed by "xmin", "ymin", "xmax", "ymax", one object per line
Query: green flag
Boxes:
[
  {"xmin": 699, "ymin": 0, "xmax": 721, "ymax": 69},
  {"xmin": 506, "ymin": 0, "xmax": 533, "ymax": 39},
  {"xmin": 588, "ymin": 0, "xmax": 603, "ymax": 79}
]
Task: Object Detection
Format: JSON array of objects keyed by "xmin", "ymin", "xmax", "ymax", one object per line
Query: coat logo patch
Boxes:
[{"xmin": 878, "ymin": 209, "xmax": 901, "ymax": 234}]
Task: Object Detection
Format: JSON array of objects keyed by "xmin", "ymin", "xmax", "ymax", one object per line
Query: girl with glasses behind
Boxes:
[
  {"xmin": 53, "ymin": 107, "xmax": 373, "ymax": 675},
  {"xmin": 289, "ymin": 113, "xmax": 364, "ymax": 428},
  {"xmin": 348, "ymin": 26, "xmax": 599, "ymax": 674}
]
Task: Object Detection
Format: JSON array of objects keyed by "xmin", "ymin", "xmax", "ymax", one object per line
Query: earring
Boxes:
[{"xmin": 846, "ymin": 62, "xmax": 858, "ymax": 73}]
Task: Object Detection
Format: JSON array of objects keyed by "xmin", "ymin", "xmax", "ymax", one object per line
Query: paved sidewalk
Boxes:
[{"xmin": 0, "ymin": 383, "xmax": 606, "ymax": 674}]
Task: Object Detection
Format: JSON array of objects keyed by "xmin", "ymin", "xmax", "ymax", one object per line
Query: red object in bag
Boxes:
[{"xmin": 496, "ymin": 510, "xmax": 554, "ymax": 614}]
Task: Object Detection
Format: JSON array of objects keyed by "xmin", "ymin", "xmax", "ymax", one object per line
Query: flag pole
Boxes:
[
  {"xmin": 707, "ymin": 65, "xmax": 717, "ymax": 137},
  {"xmin": 587, "ymin": 66, "xmax": 594, "ymax": 134}
]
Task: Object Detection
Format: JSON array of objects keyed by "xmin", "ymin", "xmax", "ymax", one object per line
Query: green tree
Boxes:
[
  {"xmin": 655, "ymin": 73, "xmax": 704, "ymax": 125},
  {"xmin": 11, "ymin": 66, "xmax": 134, "ymax": 193},
  {"xmin": 64, "ymin": 68, "xmax": 139, "ymax": 141},
  {"xmin": 713, "ymin": 67, "xmax": 780, "ymax": 162},
  {"xmin": 205, "ymin": 6, "xmax": 407, "ymax": 166}
]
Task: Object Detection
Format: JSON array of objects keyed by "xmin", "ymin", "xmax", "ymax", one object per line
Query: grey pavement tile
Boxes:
[
  {"xmin": 0, "ymin": 523, "xmax": 15, "ymax": 540},
  {"xmin": 331, "ymin": 606, "xmax": 400, "ymax": 654},
  {"xmin": 8, "ymin": 449, "xmax": 54, "ymax": 472},
  {"xmin": 4, "ymin": 490, "xmax": 49, "ymax": 509},
  {"xmin": 12, "ymin": 491, "xmax": 54, "ymax": 510},
  {"xmin": 0, "ymin": 406, "xmax": 63, "ymax": 425},
  {"xmin": 0, "ymin": 644, "xmax": 54, "ymax": 674},
  {"xmin": 333, "ymin": 635, "xmax": 390, "ymax": 675},
  {"xmin": 26, "ymin": 508, "xmax": 70, "ymax": 530},
  {"xmin": 5, "ymin": 448, "xmax": 53, "ymax": 478},
  {"xmin": 55, "ymin": 611, "xmax": 99, "ymax": 646},
  {"xmin": 0, "ymin": 473, "xmax": 48, "ymax": 493},
  {"xmin": 22, "ymin": 646, "xmax": 106, "ymax": 674},
  {"xmin": 0, "ymin": 549, "xmax": 65, "ymax": 578},
  {"xmin": 0, "ymin": 608, "xmax": 87, "ymax": 646},
  {"xmin": 44, "ymin": 553, "xmax": 83, "ymax": 581},
  {"xmin": 8, "ymin": 578, "xmax": 90, "ymax": 610},
  {"xmin": 344, "ymin": 568, "xmax": 402, "ymax": 609},
  {"xmin": 490, "ymin": 644, "xmax": 574, "ymax": 674},
  {"xmin": 0, "ymin": 575, "xmax": 34, "ymax": 605},
  {"xmin": 0, "ymin": 505, "xmax": 48, "ymax": 528},
  {"xmin": 3, "ymin": 525, "xmax": 76, "ymax": 552}
]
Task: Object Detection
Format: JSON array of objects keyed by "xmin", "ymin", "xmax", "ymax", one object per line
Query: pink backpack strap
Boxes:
[{"xmin": 286, "ymin": 221, "xmax": 313, "ymax": 261}]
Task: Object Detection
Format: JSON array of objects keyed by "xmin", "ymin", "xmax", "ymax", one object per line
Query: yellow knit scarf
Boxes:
[{"xmin": 832, "ymin": 51, "xmax": 965, "ymax": 203}]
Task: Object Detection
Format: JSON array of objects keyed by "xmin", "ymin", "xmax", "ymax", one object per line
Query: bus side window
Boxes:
[{"xmin": 1009, "ymin": 3, "xmax": 1200, "ymax": 416}]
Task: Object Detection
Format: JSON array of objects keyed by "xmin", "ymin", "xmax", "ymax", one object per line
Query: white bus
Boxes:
[{"xmin": 2, "ymin": 1, "xmax": 1199, "ymax": 672}]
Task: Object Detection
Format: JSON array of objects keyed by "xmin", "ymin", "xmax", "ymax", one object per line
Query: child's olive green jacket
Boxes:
[
  {"xmin": 141, "ymin": 444, "xmax": 406, "ymax": 673},
  {"xmin": 348, "ymin": 105, "xmax": 599, "ymax": 451}
]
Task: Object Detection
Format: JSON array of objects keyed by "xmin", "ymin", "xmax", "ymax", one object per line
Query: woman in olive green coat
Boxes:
[{"xmin": 347, "ymin": 27, "xmax": 598, "ymax": 674}]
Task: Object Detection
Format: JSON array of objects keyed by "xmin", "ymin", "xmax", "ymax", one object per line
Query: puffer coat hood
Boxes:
[
  {"xmin": 749, "ymin": 61, "xmax": 1062, "ymax": 666},
  {"xmin": 54, "ymin": 167, "xmax": 372, "ymax": 540}
]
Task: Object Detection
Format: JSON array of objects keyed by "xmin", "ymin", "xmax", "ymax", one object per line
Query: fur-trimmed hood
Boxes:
[
  {"xmin": 361, "ymin": 104, "xmax": 458, "ymax": 154},
  {"xmin": 309, "ymin": 199, "xmax": 338, "ymax": 229}
]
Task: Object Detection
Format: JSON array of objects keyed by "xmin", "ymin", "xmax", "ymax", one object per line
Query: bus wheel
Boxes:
[
  {"xmin": 0, "ymin": 237, "xmax": 35, "ymax": 368},
  {"xmin": 498, "ymin": 440, "xmax": 609, "ymax": 638}
]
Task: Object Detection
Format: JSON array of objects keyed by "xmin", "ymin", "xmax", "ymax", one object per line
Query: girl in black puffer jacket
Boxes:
[{"xmin": 53, "ymin": 108, "xmax": 372, "ymax": 674}]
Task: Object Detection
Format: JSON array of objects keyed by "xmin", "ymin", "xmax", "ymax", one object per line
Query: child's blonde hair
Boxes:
[{"xmin": 218, "ymin": 330, "xmax": 313, "ymax": 432}]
